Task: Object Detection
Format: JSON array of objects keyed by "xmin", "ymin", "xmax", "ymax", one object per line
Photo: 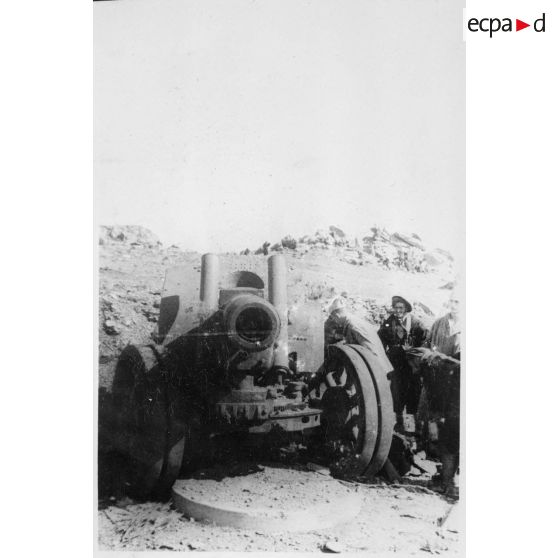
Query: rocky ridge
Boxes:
[{"xmin": 248, "ymin": 225, "xmax": 453, "ymax": 275}]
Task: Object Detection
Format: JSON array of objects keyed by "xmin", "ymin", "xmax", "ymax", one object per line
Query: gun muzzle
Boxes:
[{"xmin": 223, "ymin": 294, "xmax": 280, "ymax": 352}]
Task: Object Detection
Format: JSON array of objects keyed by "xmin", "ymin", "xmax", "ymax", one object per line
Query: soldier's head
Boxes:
[
  {"xmin": 448, "ymin": 292, "xmax": 460, "ymax": 320},
  {"xmin": 328, "ymin": 297, "xmax": 348, "ymax": 325},
  {"xmin": 392, "ymin": 296, "xmax": 412, "ymax": 319}
]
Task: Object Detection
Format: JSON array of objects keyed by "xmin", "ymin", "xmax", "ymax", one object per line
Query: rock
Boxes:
[
  {"xmin": 306, "ymin": 462, "xmax": 331, "ymax": 476},
  {"xmin": 323, "ymin": 541, "xmax": 343, "ymax": 553},
  {"xmin": 369, "ymin": 226, "xmax": 391, "ymax": 242},
  {"xmin": 424, "ymin": 252, "xmax": 443, "ymax": 266},
  {"xmin": 413, "ymin": 458, "xmax": 438, "ymax": 476},
  {"xmin": 434, "ymin": 247, "xmax": 454, "ymax": 261},
  {"xmin": 99, "ymin": 225, "xmax": 162, "ymax": 249},
  {"xmin": 406, "ymin": 466, "xmax": 422, "ymax": 477},
  {"xmin": 141, "ymin": 309, "xmax": 159, "ymax": 322},
  {"xmin": 281, "ymin": 235, "xmax": 297, "ymax": 250},
  {"xmin": 255, "ymin": 241, "xmax": 271, "ymax": 255},
  {"xmin": 312, "ymin": 229, "xmax": 332, "ymax": 245},
  {"xmin": 329, "ymin": 225, "xmax": 347, "ymax": 238},
  {"xmin": 115, "ymin": 496, "xmax": 134, "ymax": 508},
  {"xmin": 103, "ymin": 319, "xmax": 121, "ymax": 335},
  {"xmin": 390, "ymin": 231, "xmax": 424, "ymax": 250}
]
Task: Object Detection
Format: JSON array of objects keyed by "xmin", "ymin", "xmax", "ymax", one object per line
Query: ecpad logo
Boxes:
[{"xmin": 468, "ymin": 13, "xmax": 546, "ymax": 38}]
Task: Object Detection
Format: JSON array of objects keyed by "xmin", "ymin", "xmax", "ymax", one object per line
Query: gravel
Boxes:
[{"xmin": 98, "ymin": 480, "xmax": 460, "ymax": 553}]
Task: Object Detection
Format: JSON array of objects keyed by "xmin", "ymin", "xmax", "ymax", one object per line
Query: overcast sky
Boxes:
[{"xmin": 94, "ymin": 0, "xmax": 464, "ymax": 258}]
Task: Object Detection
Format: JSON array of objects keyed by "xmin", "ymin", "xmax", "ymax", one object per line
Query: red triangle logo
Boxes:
[{"xmin": 516, "ymin": 19, "xmax": 530, "ymax": 31}]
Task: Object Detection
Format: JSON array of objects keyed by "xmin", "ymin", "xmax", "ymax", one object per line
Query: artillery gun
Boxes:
[{"xmin": 109, "ymin": 253, "xmax": 395, "ymax": 499}]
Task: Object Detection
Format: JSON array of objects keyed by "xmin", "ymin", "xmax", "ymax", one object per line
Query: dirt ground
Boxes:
[{"xmin": 98, "ymin": 474, "xmax": 461, "ymax": 554}]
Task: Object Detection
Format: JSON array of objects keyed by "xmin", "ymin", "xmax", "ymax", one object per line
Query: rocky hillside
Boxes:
[
  {"xmin": 98, "ymin": 225, "xmax": 456, "ymax": 388},
  {"xmin": 248, "ymin": 224, "xmax": 454, "ymax": 276}
]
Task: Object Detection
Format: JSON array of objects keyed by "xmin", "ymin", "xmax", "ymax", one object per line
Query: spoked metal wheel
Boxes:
[
  {"xmin": 111, "ymin": 344, "xmax": 186, "ymax": 500},
  {"xmin": 310, "ymin": 344, "xmax": 395, "ymax": 476}
]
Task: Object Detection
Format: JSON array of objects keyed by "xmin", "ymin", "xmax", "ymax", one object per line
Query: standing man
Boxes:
[
  {"xmin": 427, "ymin": 294, "xmax": 460, "ymax": 357},
  {"xmin": 378, "ymin": 296, "xmax": 428, "ymax": 433},
  {"xmin": 422, "ymin": 293, "xmax": 461, "ymax": 497}
]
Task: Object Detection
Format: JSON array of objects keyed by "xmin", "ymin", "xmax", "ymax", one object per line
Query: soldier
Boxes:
[
  {"xmin": 378, "ymin": 296, "xmax": 428, "ymax": 433},
  {"xmin": 324, "ymin": 297, "xmax": 393, "ymax": 375},
  {"xmin": 422, "ymin": 293, "xmax": 461, "ymax": 497}
]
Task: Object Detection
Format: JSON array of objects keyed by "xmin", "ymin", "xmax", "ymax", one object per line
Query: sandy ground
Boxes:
[{"xmin": 98, "ymin": 470, "xmax": 461, "ymax": 554}]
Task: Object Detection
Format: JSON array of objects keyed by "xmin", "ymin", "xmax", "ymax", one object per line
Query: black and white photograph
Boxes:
[{"xmin": 95, "ymin": 0, "xmax": 465, "ymax": 554}]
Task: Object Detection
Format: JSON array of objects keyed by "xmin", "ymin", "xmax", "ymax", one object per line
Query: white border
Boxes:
[{"xmin": 1, "ymin": 1, "xmax": 556, "ymax": 557}]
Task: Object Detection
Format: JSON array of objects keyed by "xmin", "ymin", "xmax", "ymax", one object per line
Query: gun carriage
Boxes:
[{"xmin": 110, "ymin": 254, "xmax": 394, "ymax": 499}]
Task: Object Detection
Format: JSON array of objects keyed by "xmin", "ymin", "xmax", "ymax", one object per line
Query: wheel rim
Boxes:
[
  {"xmin": 112, "ymin": 345, "xmax": 186, "ymax": 499},
  {"xmin": 310, "ymin": 344, "xmax": 378, "ymax": 472},
  {"xmin": 350, "ymin": 344, "xmax": 396, "ymax": 475},
  {"xmin": 310, "ymin": 344, "xmax": 394, "ymax": 476}
]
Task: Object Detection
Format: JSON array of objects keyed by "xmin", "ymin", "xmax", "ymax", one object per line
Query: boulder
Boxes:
[
  {"xmin": 100, "ymin": 225, "xmax": 162, "ymax": 249},
  {"xmin": 281, "ymin": 235, "xmax": 298, "ymax": 250},
  {"xmin": 329, "ymin": 225, "xmax": 346, "ymax": 239}
]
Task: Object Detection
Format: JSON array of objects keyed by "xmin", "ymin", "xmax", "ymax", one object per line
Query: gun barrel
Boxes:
[
  {"xmin": 268, "ymin": 254, "xmax": 289, "ymax": 370},
  {"xmin": 200, "ymin": 253, "xmax": 219, "ymax": 312}
]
